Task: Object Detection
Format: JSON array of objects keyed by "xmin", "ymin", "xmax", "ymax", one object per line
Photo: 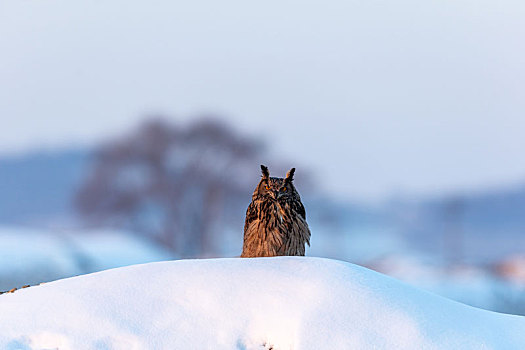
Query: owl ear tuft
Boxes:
[
  {"xmin": 285, "ymin": 168, "xmax": 295, "ymax": 183},
  {"xmin": 260, "ymin": 165, "xmax": 270, "ymax": 179}
]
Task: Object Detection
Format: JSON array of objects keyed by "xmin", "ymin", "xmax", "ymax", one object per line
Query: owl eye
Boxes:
[
  {"xmin": 265, "ymin": 185, "xmax": 270, "ymax": 190},
  {"xmin": 282, "ymin": 187, "xmax": 287, "ymax": 192}
]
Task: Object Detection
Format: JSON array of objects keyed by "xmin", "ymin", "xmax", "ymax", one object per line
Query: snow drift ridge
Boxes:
[{"xmin": 0, "ymin": 257, "xmax": 523, "ymax": 349}]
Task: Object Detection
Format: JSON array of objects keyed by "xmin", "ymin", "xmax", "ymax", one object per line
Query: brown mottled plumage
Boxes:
[{"xmin": 241, "ymin": 165, "xmax": 311, "ymax": 257}]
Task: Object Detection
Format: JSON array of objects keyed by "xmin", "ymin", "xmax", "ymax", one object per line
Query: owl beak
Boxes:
[{"xmin": 271, "ymin": 190, "xmax": 279, "ymax": 199}]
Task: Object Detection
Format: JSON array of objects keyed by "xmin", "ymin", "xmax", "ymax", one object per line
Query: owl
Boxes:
[{"xmin": 241, "ymin": 165, "xmax": 311, "ymax": 257}]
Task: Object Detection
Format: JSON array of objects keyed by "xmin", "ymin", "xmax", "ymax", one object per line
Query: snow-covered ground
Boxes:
[
  {"xmin": 1, "ymin": 257, "xmax": 524, "ymax": 350},
  {"xmin": 0, "ymin": 226, "xmax": 173, "ymax": 290},
  {"xmin": 2, "ymin": 225, "xmax": 524, "ymax": 316},
  {"xmin": 365, "ymin": 254, "xmax": 525, "ymax": 315},
  {"xmin": 308, "ymin": 225, "xmax": 525, "ymax": 315}
]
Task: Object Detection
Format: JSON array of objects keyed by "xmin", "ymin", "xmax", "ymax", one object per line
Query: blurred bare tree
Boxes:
[{"xmin": 75, "ymin": 117, "xmax": 264, "ymax": 257}]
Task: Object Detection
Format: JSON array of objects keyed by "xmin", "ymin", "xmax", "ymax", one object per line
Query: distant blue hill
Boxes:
[
  {"xmin": 393, "ymin": 186, "xmax": 525, "ymax": 264},
  {"xmin": 0, "ymin": 149, "xmax": 92, "ymax": 225}
]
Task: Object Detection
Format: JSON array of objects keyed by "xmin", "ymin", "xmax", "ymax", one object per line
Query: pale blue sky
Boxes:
[{"xmin": 1, "ymin": 0, "xmax": 525, "ymax": 200}]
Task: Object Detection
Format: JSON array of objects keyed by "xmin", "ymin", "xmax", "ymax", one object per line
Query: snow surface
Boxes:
[
  {"xmin": 0, "ymin": 227, "xmax": 173, "ymax": 290},
  {"xmin": 0, "ymin": 257, "xmax": 524, "ymax": 350}
]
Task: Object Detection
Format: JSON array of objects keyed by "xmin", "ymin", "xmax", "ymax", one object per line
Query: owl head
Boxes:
[{"xmin": 253, "ymin": 165, "xmax": 299, "ymax": 201}]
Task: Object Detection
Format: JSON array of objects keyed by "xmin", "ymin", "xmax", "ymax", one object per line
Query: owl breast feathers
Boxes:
[{"xmin": 241, "ymin": 165, "xmax": 311, "ymax": 258}]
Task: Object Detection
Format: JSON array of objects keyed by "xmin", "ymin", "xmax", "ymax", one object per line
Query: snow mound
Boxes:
[{"xmin": 0, "ymin": 257, "xmax": 523, "ymax": 350}]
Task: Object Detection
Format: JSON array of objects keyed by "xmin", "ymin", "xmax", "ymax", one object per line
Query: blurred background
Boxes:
[{"xmin": 1, "ymin": 0, "xmax": 524, "ymax": 314}]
